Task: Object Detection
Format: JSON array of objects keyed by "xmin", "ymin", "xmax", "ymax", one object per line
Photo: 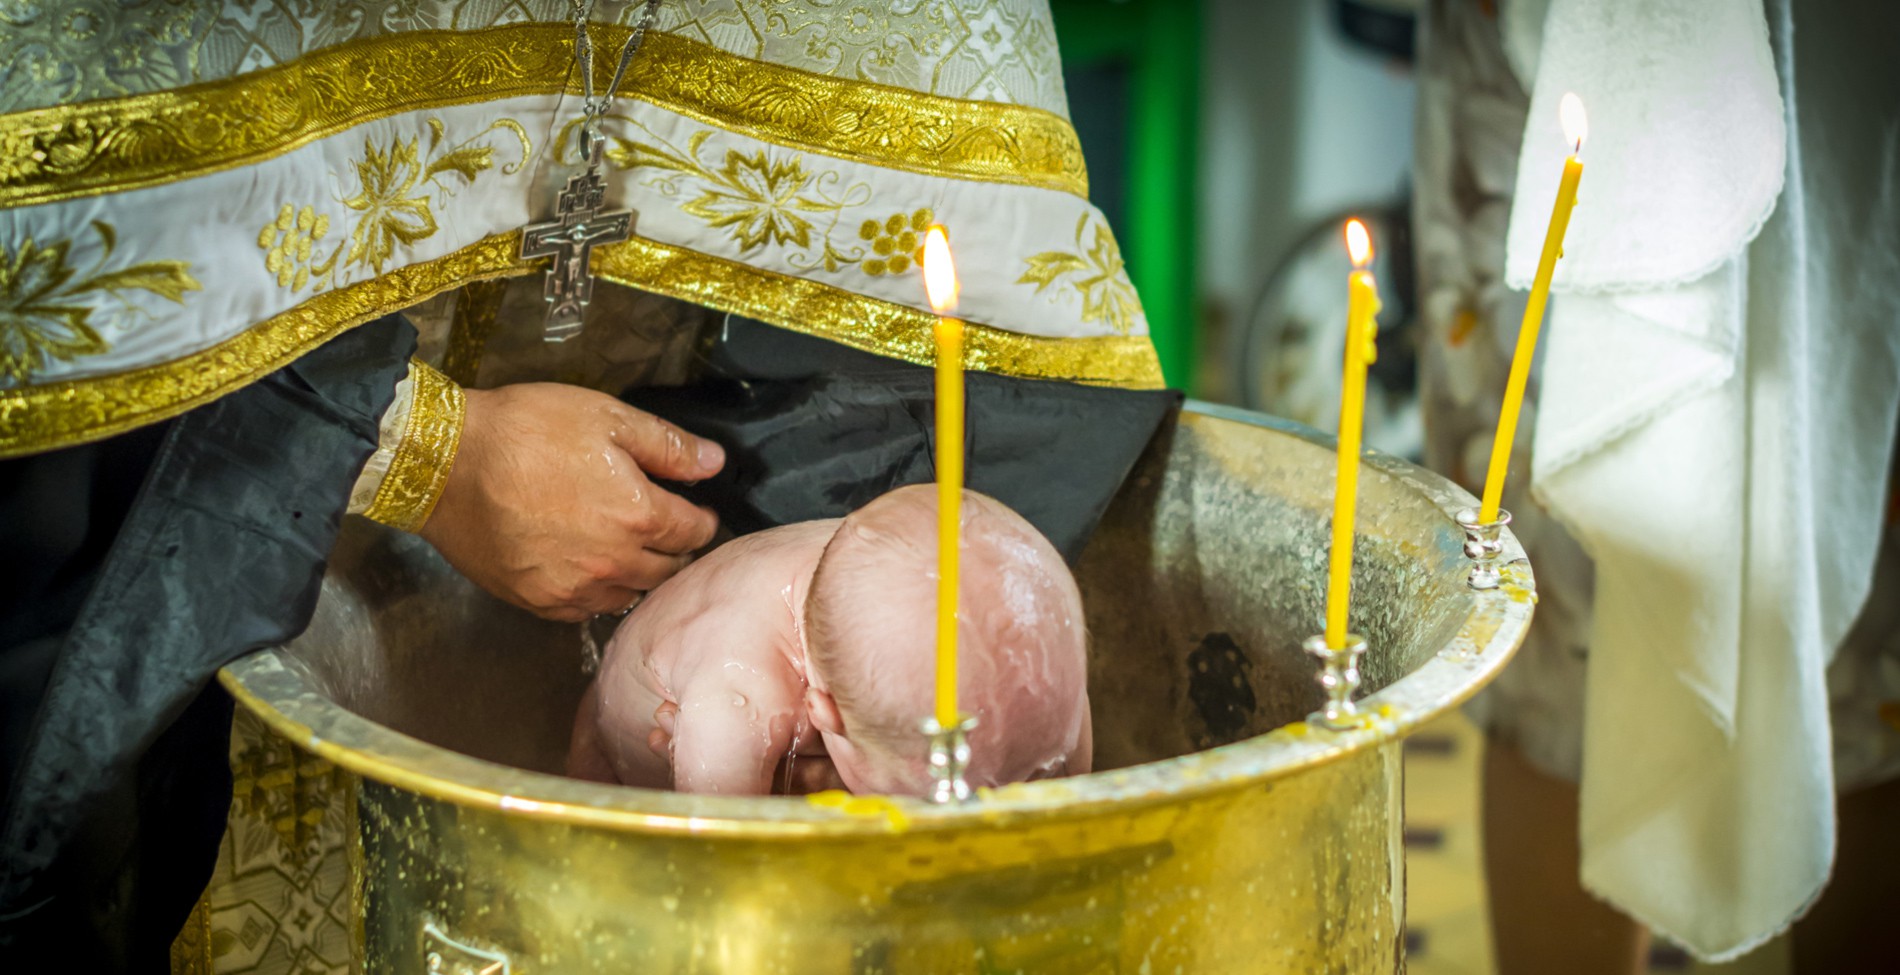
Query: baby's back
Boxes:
[{"xmin": 573, "ymin": 520, "xmax": 838, "ymax": 791}]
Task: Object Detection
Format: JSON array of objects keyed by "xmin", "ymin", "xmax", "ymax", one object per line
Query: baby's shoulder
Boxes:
[{"xmin": 630, "ymin": 591, "xmax": 789, "ymax": 680}]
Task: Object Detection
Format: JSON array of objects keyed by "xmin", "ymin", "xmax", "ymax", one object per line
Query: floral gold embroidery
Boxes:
[
  {"xmin": 1019, "ymin": 214, "xmax": 1143, "ymax": 334},
  {"xmin": 1, "ymin": 232, "xmax": 527, "ymax": 460},
  {"xmin": 343, "ymin": 136, "xmax": 438, "ymax": 275},
  {"xmin": 1, "ymin": 229, "xmax": 1164, "ymax": 458},
  {"xmin": 679, "ymin": 148, "xmax": 829, "ymax": 252},
  {"xmin": 0, "ymin": 220, "xmax": 200, "ymax": 384},
  {"xmin": 859, "ymin": 209, "xmax": 933, "ymax": 277},
  {"xmin": 258, "ymin": 118, "xmax": 529, "ymax": 294},
  {"xmin": 586, "ymin": 120, "xmax": 874, "ymax": 273},
  {"xmin": 578, "ymin": 121, "xmax": 953, "ymax": 281}
]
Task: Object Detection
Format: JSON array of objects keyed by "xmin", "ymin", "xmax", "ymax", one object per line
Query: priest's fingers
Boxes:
[
  {"xmin": 636, "ymin": 488, "xmax": 719, "ymax": 556},
  {"xmin": 611, "ymin": 407, "xmax": 725, "ymax": 484}
]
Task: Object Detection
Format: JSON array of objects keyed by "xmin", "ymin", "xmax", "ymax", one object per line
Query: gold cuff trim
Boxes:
[
  {"xmin": 0, "ymin": 26, "xmax": 1086, "ymax": 211},
  {"xmin": 594, "ymin": 237, "xmax": 1164, "ymax": 389},
  {"xmin": 363, "ymin": 361, "xmax": 465, "ymax": 533},
  {"xmin": 0, "ymin": 232, "xmax": 1158, "ymax": 458},
  {"xmin": 0, "ymin": 233, "xmax": 520, "ymax": 459}
]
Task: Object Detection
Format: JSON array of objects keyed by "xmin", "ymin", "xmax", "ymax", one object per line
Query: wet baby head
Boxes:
[{"xmin": 801, "ymin": 485, "xmax": 1091, "ymax": 797}]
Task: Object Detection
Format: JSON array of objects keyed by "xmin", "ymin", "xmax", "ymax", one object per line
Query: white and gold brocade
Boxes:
[
  {"xmin": 0, "ymin": 1, "xmax": 1070, "ymax": 117},
  {"xmin": 0, "ymin": 0, "xmax": 1161, "ymax": 464}
]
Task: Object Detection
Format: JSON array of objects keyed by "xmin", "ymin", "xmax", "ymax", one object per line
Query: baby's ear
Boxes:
[{"xmin": 805, "ymin": 687, "xmax": 846, "ymax": 737}]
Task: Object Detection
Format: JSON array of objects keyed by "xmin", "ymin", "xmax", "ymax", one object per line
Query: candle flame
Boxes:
[
  {"xmin": 923, "ymin": 225, "xmax": 959, "ymax": 314},
  {"xmin": 1560, "ymin": 92, "xmax": 1588, "ymax": 152},
  {"xmin": 1344, "ymin": 219, "xmax": 1373, "ymax": 268}
]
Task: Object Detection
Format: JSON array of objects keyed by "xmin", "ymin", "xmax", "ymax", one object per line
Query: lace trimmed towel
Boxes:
[{"xmin": 1511, "ymin": 0, "xmax": 1900, "ymax": 960}]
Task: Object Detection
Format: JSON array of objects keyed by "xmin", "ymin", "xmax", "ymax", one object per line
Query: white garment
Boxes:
[{"xmin": 1510, "ymin": 0, "xmax": 1900, "ymax": 960}]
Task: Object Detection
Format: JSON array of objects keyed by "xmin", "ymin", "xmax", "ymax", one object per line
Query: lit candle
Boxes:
[
  {"xmin": 1326, "ymin": 219, "xmax": 1381, "ymax": 649},
  {"xmin": 922, "ymin": 225, "xmax": 964, "ymax": 728},
  {"xmin": 1479, "ymin": 92, "xmax": 1587, "ymax": 523}
]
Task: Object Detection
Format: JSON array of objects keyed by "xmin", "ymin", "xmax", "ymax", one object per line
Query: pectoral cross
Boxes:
[{"xmin": 521, "ymin": 131, "xmax": 632, "ymax": 342}]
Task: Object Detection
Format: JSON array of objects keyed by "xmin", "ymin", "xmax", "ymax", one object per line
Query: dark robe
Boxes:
[
  {"xmin": 627, "ymin": 314, "xmax": 1180, "ymax": 561},
  {"xmin": 0, "ymin": 315, "xmax": 414, "ymax": 970}
]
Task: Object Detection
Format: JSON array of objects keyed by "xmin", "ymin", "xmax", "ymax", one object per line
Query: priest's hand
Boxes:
[{"xmin": 419, "ymin": 383, "xmax": 724, "ymax": 622}]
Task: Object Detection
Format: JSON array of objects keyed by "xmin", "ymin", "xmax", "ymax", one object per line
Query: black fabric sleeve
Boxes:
[{"xmin": 0, "ymin": 314, "xmax": 415, "ymax": 971}]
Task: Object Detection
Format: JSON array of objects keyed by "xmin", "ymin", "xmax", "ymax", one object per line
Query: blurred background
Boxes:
[
  {"xmin": 1049, "ymin": 2, "xmax": 1782, "ymax": 973},
  {"xmin": 1054, "ymin": 0, "xmax": 1417, "ymax": 459}
]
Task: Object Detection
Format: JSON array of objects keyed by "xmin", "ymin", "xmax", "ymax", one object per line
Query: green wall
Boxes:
[{"xmin": 1051, "ymin": 0, "xmax": 1202, "ymax": 390}]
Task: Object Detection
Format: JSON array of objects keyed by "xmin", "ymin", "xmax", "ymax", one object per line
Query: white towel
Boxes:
[{"xmin": 1511, "ymin": 0, "xmax": 1900, "ymax": 959}]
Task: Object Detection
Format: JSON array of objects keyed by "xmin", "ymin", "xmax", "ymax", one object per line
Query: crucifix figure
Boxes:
[{"xmin": 521, "ymin": 131, "xmax": 633, "ymax": 343}]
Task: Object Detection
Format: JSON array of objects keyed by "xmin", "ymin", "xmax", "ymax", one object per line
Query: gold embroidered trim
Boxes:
[
  {"xmin": 0, "ymin": 234, "xmax": 520, "ymax": 460},
  {"xmin": 363, "ymin": 361, "xmax": 465, "ymax": 533},
  {"xmin": 257, "ymin": 118, "xmax": 531, "ymax": 296},
  {"xmin": 167, "ymin": 891, "xmax": 214, "ymax": 975},
  {"xmin": 0, "ymin": 28, "xmax": 568, "ymax": 211},
  {"xmin": 0, "ymin": 232, "xmax": 1158, "ymax": 458},
  {"xmin": 593, "ymin": 236, "xmax": 1164, "ymax": 389},
  {"xmin": 626, "ymin": 31, "xmax": 1087, "ymax": 198},
  {"xmin": 0, "ymin": 26, "xmax": 1086, "ymax": 211}
]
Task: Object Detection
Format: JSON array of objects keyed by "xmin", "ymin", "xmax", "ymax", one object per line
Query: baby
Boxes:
[{"xmin": 566, "ymin": 485, "xmax": 1092, "ymax": 796}]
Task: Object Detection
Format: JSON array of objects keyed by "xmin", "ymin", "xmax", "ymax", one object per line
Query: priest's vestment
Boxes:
[{"xmin": 0, "ymin": 2, "xmax": 1170, "ymax": 967}]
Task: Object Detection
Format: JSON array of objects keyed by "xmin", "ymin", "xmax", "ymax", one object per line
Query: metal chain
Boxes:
[{"xmin": 571, "ymin": 0, "xmax": 663, "ymax": 142}]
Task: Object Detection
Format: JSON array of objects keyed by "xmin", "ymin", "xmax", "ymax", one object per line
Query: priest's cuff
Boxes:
[{"xmin": 349, "ymin": 359, "xmax": 466, "ymax": 532}]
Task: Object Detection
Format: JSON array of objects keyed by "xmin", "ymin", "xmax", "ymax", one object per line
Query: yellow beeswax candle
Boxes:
[
  {"xmin": 922, "ymin": 226, "xmax": 964, "ymax": 728},
  {"xmin": 1480, "ymin": 92, "xmax": 1587, "ymax": 523},
  {"xmin": 1327, "ymin": 219, "xmax": 1381, "ymax": 649}
]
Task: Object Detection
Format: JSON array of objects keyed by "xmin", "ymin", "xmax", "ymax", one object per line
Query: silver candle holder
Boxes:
[
  {"xmin": 920, "ymin": 714, "xmax": 978, "ymax": 804},
  {"xmin": 1302, "ymin": 634, "xmax": 1369, "ymax": 730},
  {"xmin": 1454, "ymin": 507, "xmax": 1512, "ymax": 590}
]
